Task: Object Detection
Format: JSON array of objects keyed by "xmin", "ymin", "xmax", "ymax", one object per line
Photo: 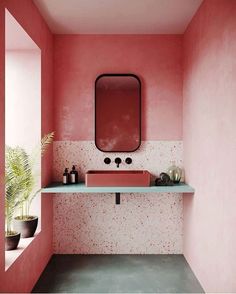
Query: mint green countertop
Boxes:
[{"xmin": 42, "ymin": 182, "xmax": 194, "ymax": 194}]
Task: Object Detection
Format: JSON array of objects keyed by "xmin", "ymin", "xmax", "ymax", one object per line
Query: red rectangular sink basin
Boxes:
[{"xmin": 86, "ymin": 170, "xmax": 151, "ymax": 187}]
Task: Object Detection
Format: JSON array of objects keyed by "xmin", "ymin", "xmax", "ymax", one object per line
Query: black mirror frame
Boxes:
[{"xmin": 95, "ymin": 73, "xmax": 141, "ymax": 153}]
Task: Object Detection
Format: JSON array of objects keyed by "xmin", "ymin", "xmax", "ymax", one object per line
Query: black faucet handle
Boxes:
[
  {"xmin": 115, "ymin": 157, "xmax": 122, "ymax": 168},
  {"xmin": 125, "ymin": 157, "xmax": 132, "ymax": 164},
  {"xmin": 104, "ymin": 157, "xmax": 111, "ymax": 164}
]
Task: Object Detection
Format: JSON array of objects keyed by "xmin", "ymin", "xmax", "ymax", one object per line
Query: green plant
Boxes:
[
  {"xmin": 5, "ymin": 132, "xmax": 54, "ymax": 233},
  {"xmin": 5, "ymin": 147, "xmax": 27, "ymax": 235}
]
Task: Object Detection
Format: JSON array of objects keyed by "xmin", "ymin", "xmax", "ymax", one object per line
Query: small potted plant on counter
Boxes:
[{"xmin": 6, "ymin": 132, "xmax": 54, "ymax": 238}]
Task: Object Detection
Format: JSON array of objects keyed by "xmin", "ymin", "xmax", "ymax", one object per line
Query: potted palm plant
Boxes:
[
  {"xmin": 11, "ymin": 145, "xmax": 40, "ymax": 238},
  {"xmin": 6, "ymin": 132, "xmax": 54, "ymax": 239},
  {"xmin": 5, "ymin": 147, "xmax": 27, "ymax": 250}
]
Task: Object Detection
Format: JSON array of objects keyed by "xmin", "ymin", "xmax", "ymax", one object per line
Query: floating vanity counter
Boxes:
[
  {"xmin": 42, "ymin": 182, "xmax": 194, "ymax": 194},
  {"xmin": 42, "ymin": 182, "xmax": 194, "ymax": 205}
]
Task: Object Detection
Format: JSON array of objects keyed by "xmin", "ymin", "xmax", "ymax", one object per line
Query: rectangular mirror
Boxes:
[{"xmin": 95, "ymin": 74, "xmax": 141, "ymax": 152}]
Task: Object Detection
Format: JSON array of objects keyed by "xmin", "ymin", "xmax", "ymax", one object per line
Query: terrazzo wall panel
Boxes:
[{"xmin": 53, "ymin": 141, "xmax": 183, "ymax": 254}]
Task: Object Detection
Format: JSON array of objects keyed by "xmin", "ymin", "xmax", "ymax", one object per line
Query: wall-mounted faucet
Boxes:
[
  {"xmin": 115, "ymin": 157, "xmax": 122, "ymax": 168},
  {"xmin": 104, "ymin": 157, "xmax": 132, "ymax": 169}
]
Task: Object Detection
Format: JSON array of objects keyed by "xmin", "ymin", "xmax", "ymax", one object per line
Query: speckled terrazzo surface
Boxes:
[
  {"xmin": 53, "ymin": 141, "xmax": 183, "ymax": 182},
  {"xmin": 53, "ymin": 192, "xmax": 183, "ymax": 254},
  {"xmin": 53, "ymin": 141, "xmax": 183, "ymax": 254}
]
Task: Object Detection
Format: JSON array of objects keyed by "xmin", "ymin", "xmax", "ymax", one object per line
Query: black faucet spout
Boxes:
[{"xmin": 115, "ymin": 157, "xmax": 122, "ymax": 168}]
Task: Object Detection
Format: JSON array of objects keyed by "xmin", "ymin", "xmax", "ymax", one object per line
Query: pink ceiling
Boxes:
[
  {"xmin": 33, "ymin": 0, "xmax": 203, "ymax": 34},
  {"xmin": 5, "ymin": 9, "xmax": 39, "ymax": 50}
]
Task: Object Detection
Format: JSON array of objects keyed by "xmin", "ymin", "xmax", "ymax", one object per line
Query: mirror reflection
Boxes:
[{"xmin": 95, "ymin": 74, "xmax": 141, "ymax": 152}]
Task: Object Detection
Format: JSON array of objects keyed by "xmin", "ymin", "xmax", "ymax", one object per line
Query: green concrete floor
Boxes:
[{"xmin": 32, "ymin": 254, "xmax": 204, "ymax": 293}]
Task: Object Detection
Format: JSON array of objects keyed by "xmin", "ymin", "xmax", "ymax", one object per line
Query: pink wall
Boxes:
[
  {"xmin": 183, "ymin": 0, "xmax": 236, "ymax": 292},
  {"xmin": 54, "ymin": 35, "xmax": 183, "ymax": 141},
  {"xmin": 53, "ymin": 35, "xmax": 184, "ymax": 256},
  {"xmin": 0, "ymin": 0, "xmax": 54, "ymax": 292}
]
